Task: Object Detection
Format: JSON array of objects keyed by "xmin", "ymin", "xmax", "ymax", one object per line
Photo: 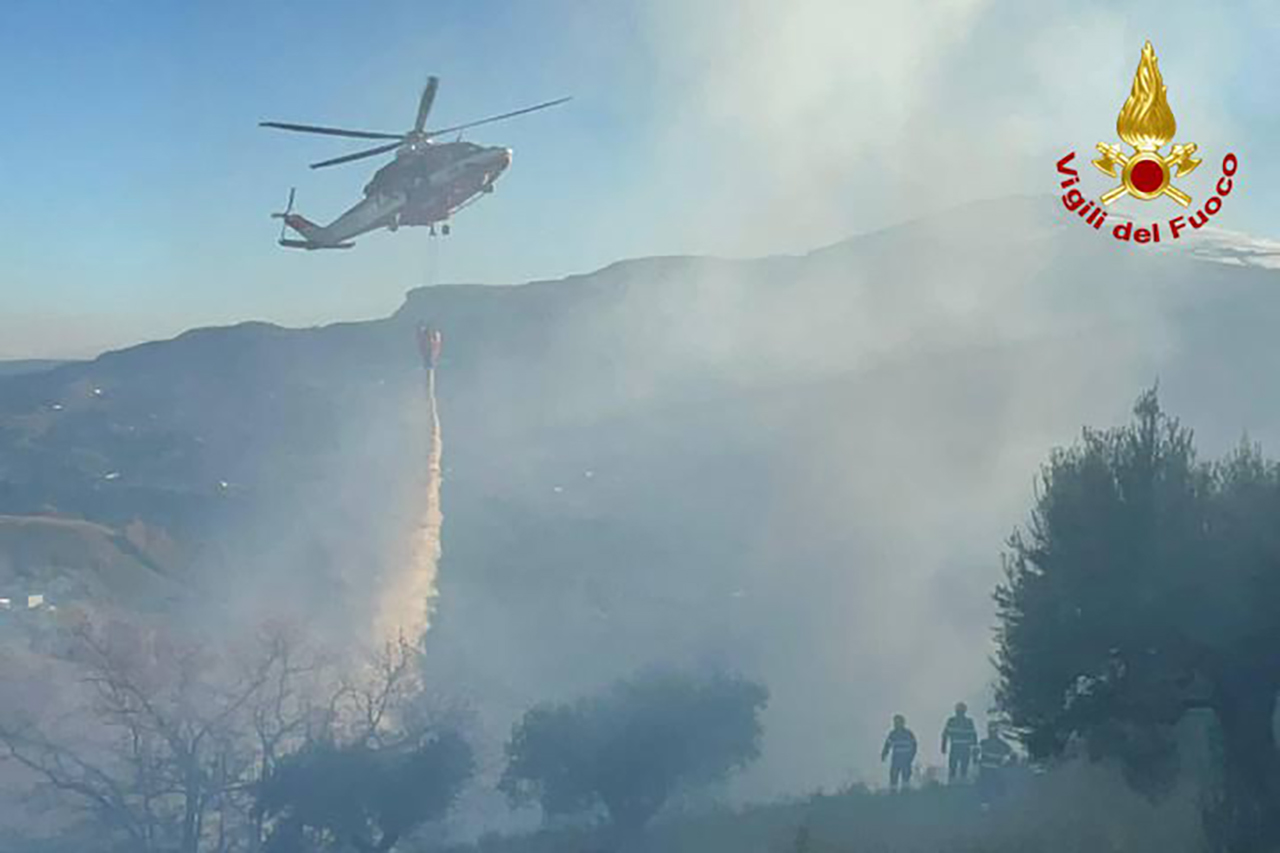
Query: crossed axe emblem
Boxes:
[{"xmin": 1092, "ymin": 142, "xmax": 1202, "ymax": 206}]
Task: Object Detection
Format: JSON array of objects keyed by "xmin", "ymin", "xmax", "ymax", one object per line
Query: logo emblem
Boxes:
[{"xmin": 1092, "ymin": 41, "xmax": 1201, "ymax": 207}]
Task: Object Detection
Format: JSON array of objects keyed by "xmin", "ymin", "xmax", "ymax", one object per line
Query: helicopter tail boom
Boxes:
[
  {"xmin": 278, "ymin": 238, "xmax": 355, "ymax": 250},
  {"xmin": 272, "ymin": 211, "xmax": 353, "ymax": 249},
  {"xmin": 272, "ymin": 212, "xmax": 346, "ymax": 248},
  {"xmin": 270, "ymin": 209, "xmax": 322, "ymax": 238},
  {"xmin": 271, "ymin": 189, "xmax": 353, "ymax": 248}
]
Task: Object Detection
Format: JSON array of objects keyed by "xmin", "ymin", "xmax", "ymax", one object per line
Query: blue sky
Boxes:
[
  {"xmin": 2, "ymin": 0, "xmax": 1277, "ymax": 357},
  {"xmin": 0, "ymin": 0, "xmax": 664, "ymax": 356}
]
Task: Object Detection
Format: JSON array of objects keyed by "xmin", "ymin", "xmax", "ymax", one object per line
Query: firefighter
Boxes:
[
  {"xmin": 977, "ymin": 721, "xmax": 1014, "ymax": 802},
  {"xmin": 880, "ymin": 714, "xmax": 918, "ymax": 792},
  {"xmin": 941, "ymin": 701, "xmax": 978, "ymax": 783}
]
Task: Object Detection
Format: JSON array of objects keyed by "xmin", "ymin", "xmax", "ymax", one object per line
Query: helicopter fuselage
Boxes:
[
  {"xmin": 276, "ymin": 141, "xmax": 512, "ymax": 248},
  {"xmin": 366, "ymin": 141, "xmax": 512, "ymax": 227},
  {"xmin": 263, "ymin": 75, "xmax": 563, "ymax": 249}
]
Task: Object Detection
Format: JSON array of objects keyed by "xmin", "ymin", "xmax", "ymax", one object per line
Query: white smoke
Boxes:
[{"xmin": 631, "ymin": 0, "xmax": 1267, "ymax": 260}]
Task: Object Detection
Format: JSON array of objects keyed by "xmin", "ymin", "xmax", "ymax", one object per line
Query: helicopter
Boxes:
[{"xmin": 261, "ymin": 77, "xmax": 570, "ymax": 249}]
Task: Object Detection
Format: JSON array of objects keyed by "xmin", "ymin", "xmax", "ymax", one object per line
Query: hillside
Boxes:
[
  {"xmin": 0, "ymin": 360, "xmax": 70, "ymax": 378},
  {"xmin": 426, "ymin": 764, "xmax": 1206, "ymax": 853},
  {"xmin": 1, "ymin": 195, "xmax": 1278, "ymax": 798},
  {"xmin": 0, "ymin": 514, "xmax": 180, "ymax": 610}
]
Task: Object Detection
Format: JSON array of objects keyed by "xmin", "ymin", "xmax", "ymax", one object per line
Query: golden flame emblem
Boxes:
[{"xmin": 1092, "ymin": 41, "xmax": 1201, "ymax": 206}]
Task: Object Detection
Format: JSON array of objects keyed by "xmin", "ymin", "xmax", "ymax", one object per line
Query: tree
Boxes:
[
  {"xmin": 500, "ymin": 669, "xmax": 767, "ymax": 838},
  {"xmin": 257, "ymin": 732, "xmax": 472, "ymax": 853},
  {"xmin": 0, "ymin": 618, "xmax": 470, "ymax": 853},
  {"xmin": 995, "ymin": 389, "xmax": 1280, "ymax": 851},
  {"xmin": 0, "ymin": 618, "xmax": 315, "ymax": 853},
  {"xmin": 255, "ymin": 640, "xmax": 474, "ymax": 853}
]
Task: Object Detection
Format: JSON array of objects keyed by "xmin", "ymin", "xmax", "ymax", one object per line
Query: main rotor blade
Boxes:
[
  {"xmin": 260, "ymin": 121, "xmax": 405, "ymax": 141},
  {"xmin": 310, "ymin": 141, "xmax": 403, "ymax": 169},
  {"xmin": 425, "ymin": 96, "xmax": 572, "ymax": 138},
  {"xmin": 414, "ymin": 77, "xmax": 440, "ymax": 133}
]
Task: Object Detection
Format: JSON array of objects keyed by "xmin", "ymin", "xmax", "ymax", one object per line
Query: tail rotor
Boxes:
[{"xmin": 272, "ymin": 187, "xmax": 297, "ymax": 242}]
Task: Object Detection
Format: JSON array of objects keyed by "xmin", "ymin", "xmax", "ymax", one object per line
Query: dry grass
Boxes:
[{"xmin": 431, "ymin": 761, "xmax": 1208, "ymax": 853}]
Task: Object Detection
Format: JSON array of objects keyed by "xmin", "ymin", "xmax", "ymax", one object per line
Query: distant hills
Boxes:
[
  {"xmin": 0, "ymin": 514, "xmax": 180, "ymax": 609},
  {"xmin": 0, "ymin": 359, "xmax": 72, "ymax": 378},
  {"xmin": 2, "ymin": 195, "xmax": 1278, "ymax": 795}
]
